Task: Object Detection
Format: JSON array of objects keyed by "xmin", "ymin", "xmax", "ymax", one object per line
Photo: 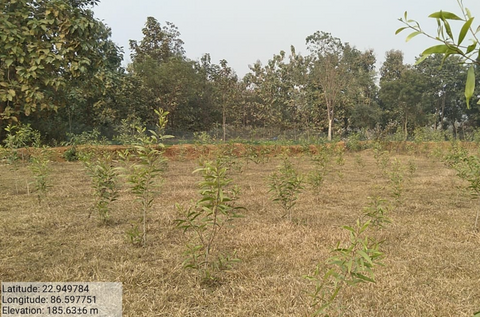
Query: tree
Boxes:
[
  {"xmin": 307, "ymin": 32, "xmax": 346, "ymax": 141},
  {"xmin": 397, "ymin": 1, "xmax": 480, "ymax": 108},
  {"xmin": 128, "ymin": 17, "xmax": 200, "ymax": 131},
  {"xmin": 243, "ymin": 47, "xmax": 313, "ymax": 135},
  {"xmin": 0, "ymin": 0, "xmax": 120, "ymax": 138},
  {"xmin": 379, "ymin": 50, "xmax": 407, "ymax": 84},
  {"xmin": 214, "ymin": 60, "xmax": 238, "ymax": 141},
  {"xmin": 337, "ymin": 45, "xmax": 378, "ymax": 134},
  {"xmin": 129, "ymin": 17, "xmax": 185, "ymax": 65},
  {"xmin": 306, "ymin": 32, "xmax": 376, "ymax": 140},
  {"xmin": 379, "ymin": 51, "xmax": 431, "ymax": 139},
  {"xmin": 415, "ymin": 54, "xmax": 468, "ymax": 133},
  {"xmin": 379, "ymin": 68, "xmax": 429, "ymax": 140}
]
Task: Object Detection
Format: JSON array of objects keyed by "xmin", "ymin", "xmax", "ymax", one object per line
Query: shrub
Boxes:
[
  {"xmin": 345, "ymin": 133, "xmax": 363, "ymax": 152},
  {"xmin": 121, "ymin": 108, "xmax": 172, "ymax": 245},
  {"xmin": 29, "ymin": 146, "xmax": 51, "ymax": 204},
  {"xmin": 175, "ymin": 159, "xmax": 244, "ymax": 284},
  {"xmin": 82, "ymin": 152, "xmax": 119, "ymax": 223},
  {"xmin": 305, "ymin": 219, "xmax": 384, "ymax": 316},
  {"xmin": 268, "ymin": 157, "xmax": 304, "ymax": 220},
  {"xmin": 63, "ymin": 146, "xmax": 78, "ymax": 162}
]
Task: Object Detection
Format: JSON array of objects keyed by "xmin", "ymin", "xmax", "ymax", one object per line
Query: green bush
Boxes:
[
  {"xmin": 268, "ymin": 157, "xmax": 304, "ymax": 220},
  {"xmin": 175, "ymin": 158, "xmax": 244, "ymax": 284}
]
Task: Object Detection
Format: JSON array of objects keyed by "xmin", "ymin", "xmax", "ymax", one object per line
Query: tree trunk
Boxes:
[
  {"xmin": 0, "ymin": 101, "xmax": 4, "ymax": 141},
  {"xmin": 440, "ymin": 93, "xmax": 446, "ymax": 131},
  {"xmin": 327, "ymin": 105, "xmax": 333, "ymax": 141},
  {"xmin": 222, "ymin": 107, "xmax": 226, "ymax": 142},
  {"xmin": 328, "ymin": 118, "xmax": 333, "ymax": 141}
]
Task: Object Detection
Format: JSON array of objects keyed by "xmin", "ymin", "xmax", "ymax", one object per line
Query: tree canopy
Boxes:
[{"xmin": 2, "ymin": 2, "xmax": 480, "ymax": 144}]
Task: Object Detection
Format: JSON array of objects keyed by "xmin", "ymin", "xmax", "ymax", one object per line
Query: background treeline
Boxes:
[{"xmin": 2, "ymin": 0, "xmax": 480, "ymax": 145}]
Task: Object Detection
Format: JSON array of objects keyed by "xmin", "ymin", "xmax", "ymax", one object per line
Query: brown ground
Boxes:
[{"xmin": 0, "ymin": 144, "xmax": 479, "ymax": 316}]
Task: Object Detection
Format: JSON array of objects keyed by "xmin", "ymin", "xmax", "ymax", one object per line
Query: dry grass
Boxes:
[{"xmin": 1, "ymin": 145, "xmax": 480, "ymax": 316}]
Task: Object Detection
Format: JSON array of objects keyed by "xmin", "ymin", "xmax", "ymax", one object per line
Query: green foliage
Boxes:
[
  {"xmin": 125, "ymin": 223, "xmax": 143, "ymax": 246},
  {"xmin": 3, "ymin": 123, "xmax": 41, "ymax": 163},
  {"xmin": 268, "ymin": 157, "xmax": 304, "ymax": 220},
  {"xmin": 65, "ymin": 129, "xmax": 107, "ymax": 146},
  {"xmin": 305, "ymin": 219, "xmax": 384, "ymax": 316},
  {"xmin": 308, "ymin": 146, "xmax": 334, "ymax": 191},
  {"xmin": 243, "ymin": 144, "xmax": 271, "ymax": 165},
  {"xmin": 123, "ymin": 144, "xmax": 165, "ymax": 246},
  {"xmin": 63, "ymin": 147, "xmax": 78, "ymax": 162},
  {"xmin": 354, "ymin": 154, "xmax": 366, "ymax": 168},
  {"xmin": 372, "ymin": 142, "xmax": 390, "ymax": 175},
  {"xmin": 175, "ymin": 159, "xmax": 244, "ymax": 284},
  {"xmin": 407, "ymin": 158, "xmax": 417, "ymax": 177},
  {"xmin": 388, "ymin": 158, "xmax": 406, "ymax": 204},
  {"xmin": 29, "ymin": 147, "xmax": 51, "ymax": 204},
  {"xmin": 397, "ymin": 2, "xmax": 480, "ymax": 108},
  {"xmin": 113, "ymin": 115, "xmax": 147, "ymax": 145},
  {"xmin": 3, "ymin": 123, "xmax": 41, "ymax": 149},
  {"xmin": 82, "ymin": 152, "xmax": 119, "ymax": 223},
  {"xmin": 0, "ymin": 0, "xmax": 120, "ymax": 119},
  {"xmin": 443, "ymin": 142, "xmax": 469, "ymax": 168},
  {"xmin": 413, "ymin": 127, "xmax": 445, "ymax": 143},
  {"xmin": 443, "ymin": 144, "xmax": 480, "ymax": 229},
  {"xmin": 362, "ymin": 196, "xmax": 392, "ymax": 228},
  {"xmin": 193, "ymin": 131, "xmax": 215, "ymax": 144},
  {"xmin": 334, "ymin": 145, "xmax": 345, "ymax": 167},
  {"xmin": 121, "ymin": 108, "xmax": 171, "ymax": 245},
  {"xmin": 345, "ymin": 133, "xmax": 363, "ymax": 152}
]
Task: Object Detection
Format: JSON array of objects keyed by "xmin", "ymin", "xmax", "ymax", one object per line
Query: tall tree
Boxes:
[
  {"xmin": 306, "ymin": 32, "xmax": 376, "ymax": 140},
  {"xmin": 306, "ymin": 32, "xmax": 345, "ymax": 141},
  {"xmin": 128, "ymin": 17, "xmax": 194, "ymax": 130},
  {"xmin": 214, "ymin": 60, "xmax": 238, "ymax": 141},
  {"xmin": 0, "ymin": 0, "xmax": 120, "ymax": 137},
  {"xmin": 415, "ymin": 54, "xmax": 467, "ymax": 132},
  {"xmin": 379, "ymin": 51, "xmax": 429, "ymax": 139},
  {"xmin": 129, "ymin": 17, "xmax": 185, "ymax": 64}
]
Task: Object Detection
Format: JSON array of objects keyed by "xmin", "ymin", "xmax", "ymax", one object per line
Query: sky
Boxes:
[{"xmin": 93, "ymin": 0, "xmax": 480, "ymax": 78}]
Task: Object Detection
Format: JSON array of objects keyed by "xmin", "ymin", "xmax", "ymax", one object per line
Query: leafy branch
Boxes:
[{"xmin": 397, "ymin": 0, "xmax": 480, "ymax": 108}]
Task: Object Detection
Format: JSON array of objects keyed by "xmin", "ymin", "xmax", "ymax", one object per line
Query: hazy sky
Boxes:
[{"xmin": 93, "ymin": 0, "xmax": 480, "ymax": 78}]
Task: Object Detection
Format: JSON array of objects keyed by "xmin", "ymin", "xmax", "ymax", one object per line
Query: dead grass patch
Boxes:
[{"xmin": 0, "ymin": 147, "xmax": 479, "ymax": 316}]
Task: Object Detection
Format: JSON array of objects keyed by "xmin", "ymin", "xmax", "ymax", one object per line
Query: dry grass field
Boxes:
[{"xmin": 1, "ymin": 144, "xmax": 479, "ymax": 316}]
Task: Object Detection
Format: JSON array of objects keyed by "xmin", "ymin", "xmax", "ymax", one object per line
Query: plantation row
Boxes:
[{"xmin": 2, "ymin": 115, "xmax": 480, "ymax": 316}]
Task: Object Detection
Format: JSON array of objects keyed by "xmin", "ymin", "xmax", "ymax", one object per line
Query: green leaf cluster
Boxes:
[
  {"xmin": 120, "ymin": 109, "xmax": 170, "ymax": 245},
  {"xmin": 82, "ymin": 152, "xmax": 119, "ymax": 222},
  {"xmin": 175, "ymin": 159, "xmax": 244, "ymax": 283},
  {"xmin": 29, "ymin": 146, "xmax": 51, "ymax": 204},
  {"xmin": 397, "ymin": 2, "xmax": 480, "ymax": 108},
  {"xmin": 0, "ymin": 0, "xmax": 121, "ymax": 121},
  {"xmin": 443, "ymin": 143, "xmax": 480, "ymax": 229},
  {"xmin": 305, "ymin": 219, "xmax": 384, "ymax": 316},
  {"xmin": 268, "ymin": 157, "xmax": 304, "ymax": 220}
]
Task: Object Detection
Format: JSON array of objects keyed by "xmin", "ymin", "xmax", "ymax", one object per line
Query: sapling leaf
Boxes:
[
  {"xmin": 467, "ymin": 42, "xmax": 477, "ymax": 54},
  {"xmin": 428, "ymin": 11, "xmax": 463, "ymax": 20},
  {"xmin": 406, "ymin": 31, "xmax": 422, "ymax": 42},
  {"xmin": 459, "ymin": 18, "xmax": 474, "ymax": 45},
  {"xmin": 443, "ymin": 19, "xmax": 454, "ymax": 40},
  {"xmin": 351, "ymin": 272, "xmax": 376, "ymax": 283},
  {"xmin": 465, "ymin": 65, "xmax": 475, "ymax": 109},
  {"xmin": 395, "ymin": 27, "xmax": 408, "ymax": 35},
  {"xmin": 358, "ymin": 250, "xmax": 374, "ymax": 266}
]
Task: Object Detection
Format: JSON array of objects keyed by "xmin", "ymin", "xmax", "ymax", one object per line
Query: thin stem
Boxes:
[{"xmin": 475, "ymin": 200, "xmax": 479, "ymax": 229}]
